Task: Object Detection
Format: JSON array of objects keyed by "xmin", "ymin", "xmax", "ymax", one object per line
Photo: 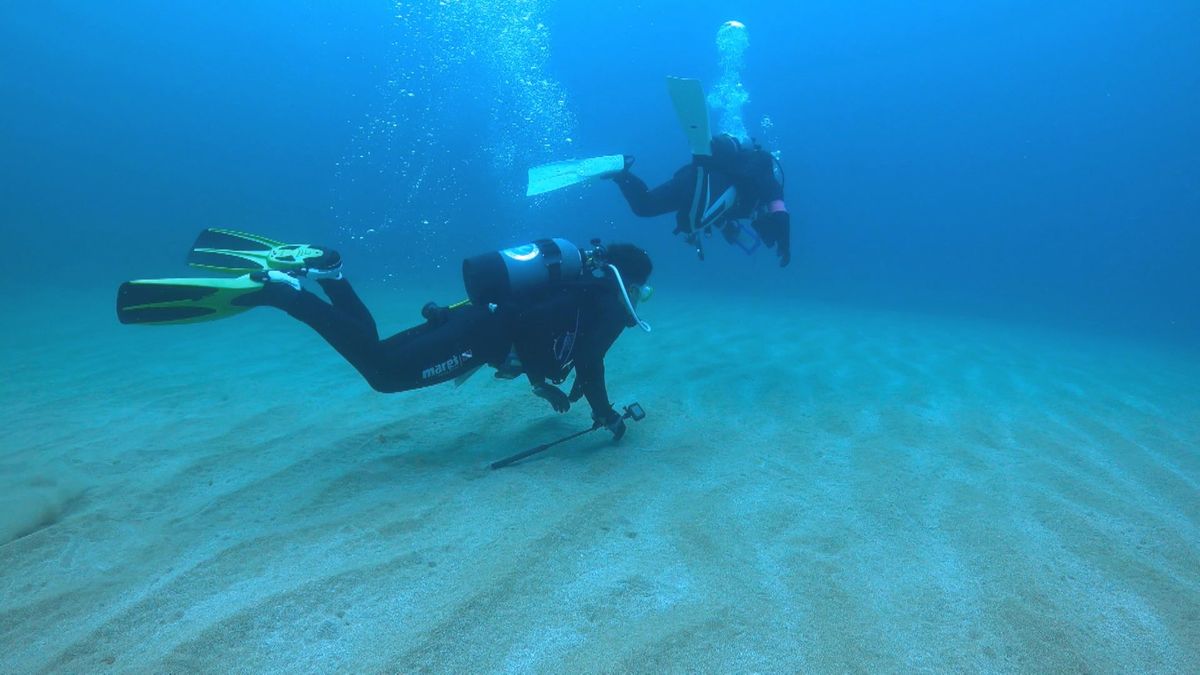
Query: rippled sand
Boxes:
[{"xmin": 1, "ymin": 287, "xmax": 1197, "ymax": 672}]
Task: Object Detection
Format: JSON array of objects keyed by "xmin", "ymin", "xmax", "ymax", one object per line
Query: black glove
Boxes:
[
  {"xmin": 532, "ymin": 383, "xmax": 570, "ymax": 413},
  {"xmin": 752, "ymin": 210, "xmax": 791, "ymax": 268},
  {"xmin": 592, "ymin": 407, "xmax": 627, "ymax": 441}
]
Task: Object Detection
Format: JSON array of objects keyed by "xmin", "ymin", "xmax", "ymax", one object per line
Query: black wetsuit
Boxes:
[
  {"xmin": 259, "ymin": 277, "xmax": 629, "ymax": 419},
  {"xmin": 612, "ymin": 149, "xmax": 790, "ymax": 265}
]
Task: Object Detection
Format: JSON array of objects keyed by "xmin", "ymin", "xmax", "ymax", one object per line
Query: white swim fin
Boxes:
[
  {"xmin": 666, "ymin": 76, "xmax": 712, "ymax": 157},
  {"xmin": 526, "ymin": 154, "xmax": 626, "ymax": 196}
]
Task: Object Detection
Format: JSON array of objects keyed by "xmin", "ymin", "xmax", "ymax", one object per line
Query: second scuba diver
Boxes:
[
  {"xmin": 117, "ymin": 232, "xmax": 653, "ymax": 440},
  {"xmin": 609, "ymin": 133, "xmax": 791, "ymax": 267}
]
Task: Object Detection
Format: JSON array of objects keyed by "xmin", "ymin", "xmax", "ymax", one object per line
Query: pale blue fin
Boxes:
[
  {"xmin": 526, "ymin": 154, "xmax": 625, "ymax": 197},
  {"xmin": 666, "ymin": 77, "xmax": 712, "ymax": 156}
]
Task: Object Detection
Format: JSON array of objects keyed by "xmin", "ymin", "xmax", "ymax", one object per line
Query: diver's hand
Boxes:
[
  {"xmin": 532, "ymin": 382, "xmax": 570, "ymax": 413},
  {"xmin": 592, "ymin": 407, "xmax": 627, "ymax": 442},
  {"xmin": 567, "ymin": 378, "xmax": 584, "ymax": 402},
  {"xmin": 752, "ymin": 210, "xmax": 791, "ymax": 268}
]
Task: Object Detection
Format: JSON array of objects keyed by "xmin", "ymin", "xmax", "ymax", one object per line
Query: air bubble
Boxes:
[{"xmin": 709, "ymin": 20, "xmax": 751, "ymax": 142}]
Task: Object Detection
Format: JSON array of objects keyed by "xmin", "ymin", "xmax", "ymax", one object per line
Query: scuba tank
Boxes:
[
  {"xmin": 461, "ymin": 238, "xmax": 651, "ymax": 332},
  {"xmin": 462, "ymin": 238, "xmax": 586, "ymax": 306}
]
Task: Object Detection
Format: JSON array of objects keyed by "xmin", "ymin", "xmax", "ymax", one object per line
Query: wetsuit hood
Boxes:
[{"xmin": 604, "ymin": 243, "xmax": 653, "ymax": 287}]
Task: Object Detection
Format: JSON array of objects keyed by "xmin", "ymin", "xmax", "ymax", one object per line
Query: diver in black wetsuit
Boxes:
[
  {"xmin": 610, "ymin": 134, "xmax": 791, "ymax": 267},
  {"xmin": 249, "ymin": 240, "xmax": 653, "ymax": 439}
]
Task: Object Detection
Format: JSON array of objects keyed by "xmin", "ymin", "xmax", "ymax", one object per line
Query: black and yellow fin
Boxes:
[
  {"xmin": 187, "ymin": 228, "xmax": 330, "ymax": 275},
  {"xmin": 116, "ymin": 274, "xmax": 265, "ymax": 325}
]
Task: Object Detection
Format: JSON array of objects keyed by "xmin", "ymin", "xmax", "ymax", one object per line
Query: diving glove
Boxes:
[
  {"xmin": 752, "ymin": 210, "xmax": 791, "ymax": 268},
  {"xmin": 593, "ymin": 407, "xmax": 627, "ymax": 441}
]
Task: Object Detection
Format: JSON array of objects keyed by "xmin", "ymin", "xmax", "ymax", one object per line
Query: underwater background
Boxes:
[
  {"xmin": 3, "ymin": 0, "xmax": 1197, "ymax": 342},
  {"xmin": 2, "ymin": 1, "xmax": 1199, "ymax": 672}
]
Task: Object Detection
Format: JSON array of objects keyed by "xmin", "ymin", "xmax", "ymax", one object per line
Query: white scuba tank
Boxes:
[{"xmin": 462, "ymin": 238, "xmax": 585, "ymax": 306}]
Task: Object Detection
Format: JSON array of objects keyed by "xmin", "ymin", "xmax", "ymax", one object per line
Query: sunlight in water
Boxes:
[{"xmin": 333, "ymin": 0, "xmax": 576, "ymax": 249}]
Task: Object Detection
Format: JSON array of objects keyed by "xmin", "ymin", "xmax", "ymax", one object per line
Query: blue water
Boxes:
[
  {"xmin": 3, "ymin": 4, "xmax": 1200, "ymax": 670},
  {"xmin": 2, "ymin": 1, "xmax": 1197, "ymax": 345}
]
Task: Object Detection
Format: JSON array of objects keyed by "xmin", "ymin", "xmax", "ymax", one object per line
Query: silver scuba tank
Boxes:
[{"xmin": 462, "ymin": 238, "xmax": 585, "ymax": 306}]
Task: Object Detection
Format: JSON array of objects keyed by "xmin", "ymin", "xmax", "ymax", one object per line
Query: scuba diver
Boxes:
[
  {"xmin": 609, "ymin": 133, "xmax": 791, "ymax": 267},
  {"xmin": 116, "ymin": 230, "xmax": 653, "ymax": 440}
]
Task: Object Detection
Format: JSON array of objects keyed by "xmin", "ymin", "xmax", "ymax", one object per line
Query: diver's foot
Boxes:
[
  {"xmin": 603, "ymin": 154, "xmax": 635, "ymax": 180},
  {"xmin": 301, "ymin": 247, "xmax": 343, "ymax": 280},
  {"xmin": 238, "ymin": 270, "xmax": 302, "ymax": 308},
  {"xmin": 251, "ymin": 270, "xmax": 302, "ymax": 291}
]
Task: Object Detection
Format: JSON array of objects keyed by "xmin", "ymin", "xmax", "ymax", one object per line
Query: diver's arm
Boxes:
[
  {"xmin": 752, "ymin": 209, "xmax": 791, "ymax": 268},
  {"xmin": 748, "ymin": 150, "xmax": 786, "ymax": 213},
  {"xmin": 511, "ymin": 323, "xmax": 571, "ymax": 412},
  {"xmin": 572, "ymin": 357, "xmax": 615, "ymax": 420},
  {"xmin": 569, "ymin": 299, "xmax": 625, "ymax": 420},
  {"xmin": 611, "ymin": 164, "xmax": 693, "ymax": 217},
  {"xmin": 573, "ymin": 357, "xmax": 626, "ymax": 440},
  {"xmin": 751, "ymin": 154, "xmax": 791, "ymax": 267}
]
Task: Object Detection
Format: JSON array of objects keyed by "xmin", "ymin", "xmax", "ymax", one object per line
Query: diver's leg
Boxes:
[
  {"xmin": 315, "ymin": 278, "xmax": 378, "ymax": 340},
  {"xmin": 368, "ymin": 304, "xmax": 508, "ymax": 392},
  {"xmin": 611, "ymin": 168, "xmax": 689, "ymax": 217},
  {"xmin": 248, "ymin": 283, "xmax": 505, "ymax": 393},
  {"xmin": 243, "ymin": 284, "xmax": 394, "ymax": 387}
]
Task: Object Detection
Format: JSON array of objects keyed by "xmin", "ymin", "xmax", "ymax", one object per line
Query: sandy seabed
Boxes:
[{"xmin": 1, "ymin": 286, "xmax": 1197, "ymax": 673}]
